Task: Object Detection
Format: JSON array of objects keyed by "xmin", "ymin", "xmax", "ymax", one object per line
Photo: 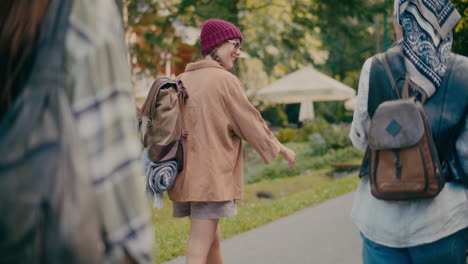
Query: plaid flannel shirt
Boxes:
[{"xmin": 65, "ymin": 0, "xmax": 154, "ymax": 262}]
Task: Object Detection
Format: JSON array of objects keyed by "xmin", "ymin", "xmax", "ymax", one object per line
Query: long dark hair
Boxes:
[{"xmin": 0, "ymin": 0, "xmax": 51, "ymax": 117}]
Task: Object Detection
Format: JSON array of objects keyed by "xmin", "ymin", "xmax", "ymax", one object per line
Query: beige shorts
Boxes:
[{"xmin": 172, "ymin": 200, "xmax": 237, "ymax": 219}]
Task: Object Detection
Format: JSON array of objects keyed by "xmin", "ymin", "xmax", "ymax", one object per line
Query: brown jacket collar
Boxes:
[{"xmin": 185, "ymin": 59, "xmax": 224, "ymax": 72}]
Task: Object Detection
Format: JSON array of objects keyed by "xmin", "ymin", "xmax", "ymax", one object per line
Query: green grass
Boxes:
[
  {"xmin": 243, "ymin": 142, "xmax": 363, "ymax": 183},
  {"xmin": 153, "ymin": 172, "xmax": 360, "ymax": 263}
]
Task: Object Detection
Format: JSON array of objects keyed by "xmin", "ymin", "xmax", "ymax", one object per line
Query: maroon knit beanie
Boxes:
[{"xmin": 200, "ymin": 19, "xmax": 243, "ymax": 56}]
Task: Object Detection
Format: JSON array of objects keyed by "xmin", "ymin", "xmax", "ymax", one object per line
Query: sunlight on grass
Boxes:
[
  {"xmin": 153, "ymin": 173, "xmax": 359, "ymax": 263},
  {"xmin": 221, "ymin": 174, "xmax": 359, "ymax": 239}
]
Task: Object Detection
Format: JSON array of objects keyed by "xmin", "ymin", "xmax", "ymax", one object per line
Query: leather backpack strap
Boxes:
[
  {"xmin": 402, "ymin": 79, "xmax": 410, "ymax": 99},
  {"xmin": 382, "ymin": 54, "xmax": 401, "ymax": 99},
  {"xmin": 177, "ymin": 79, "xmax": 189, "ymax": 139}
]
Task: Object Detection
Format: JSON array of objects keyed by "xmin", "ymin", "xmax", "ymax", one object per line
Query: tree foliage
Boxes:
[
  {"xmin": 126, "ymin": 0, "xmax": 466, "ymax": 125},
  {"xmin": 452, "ymin": 0, "xmax": 468, "ymax": 56},
  {"xmin": 126, "ymin": 0, "xmax": 180, "ymax": 75}
]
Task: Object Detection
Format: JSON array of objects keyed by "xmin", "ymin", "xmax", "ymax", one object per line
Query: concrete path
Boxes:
[{"xmin": 165, "ymin": 192, "xmax": 362, "ymax": 264}]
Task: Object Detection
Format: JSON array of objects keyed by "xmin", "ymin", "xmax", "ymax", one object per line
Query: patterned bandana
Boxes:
[{"xmin": 394, "ymin": 0, "xmax": 461, "ymax": 97}]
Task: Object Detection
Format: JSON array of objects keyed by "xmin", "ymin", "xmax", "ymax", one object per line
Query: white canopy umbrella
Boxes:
[{"xmin": 256, "ymin": 66, "xmax": 356, "ymax": 120}]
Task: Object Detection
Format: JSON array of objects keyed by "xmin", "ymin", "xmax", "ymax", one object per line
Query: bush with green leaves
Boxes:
[
  {"xmin": 321, "ymin": 124, "xmax": 352, "ymax": 149},
  {"xmin": 295, "ymin": 117, "xmax": 331, "ymax": 142},
  {"xmin": 279, "ymin": 118, "xmax": 353, "ymax": 151},
  {"xmin": 260, "ymin": 105, "xmax": 288, "ymax": 127},
  {"xmin": 244, "ymin": 142, "xmax": 362, "ymax": 184},
  {"xmin": 276, "ymin": 127, "xmax": 298, "ymax": 143},
  {"xmin": 308, "ymin": 133, "xmax": 328, "ymax": 156}
]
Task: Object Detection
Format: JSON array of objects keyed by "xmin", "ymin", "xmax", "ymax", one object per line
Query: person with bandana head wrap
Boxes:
[{"xmin": 349, "ymin": 0, "xmax": 468, "ymax": 263}]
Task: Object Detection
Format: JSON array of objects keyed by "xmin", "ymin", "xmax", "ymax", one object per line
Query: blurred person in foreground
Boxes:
[{"xmin": 0, "ymin": 0, "xmax": 154, "ymax": 263}]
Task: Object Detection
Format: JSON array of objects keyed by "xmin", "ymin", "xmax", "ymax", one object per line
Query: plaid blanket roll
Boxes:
[{"xmin": 143, "ymin": 151, "xmax": 178, "ymax": 209}]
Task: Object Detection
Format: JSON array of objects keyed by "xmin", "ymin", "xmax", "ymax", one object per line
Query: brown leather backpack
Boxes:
[
  {"xmin": 138, "ymin": 77, "xmax": 188, "ymax": 171},
  {"xmin": 367, "ymin": 55, "xmax": 445, "ymax": 200}
]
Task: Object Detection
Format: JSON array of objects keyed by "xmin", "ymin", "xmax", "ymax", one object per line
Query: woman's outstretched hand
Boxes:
[{"xmin": 279, "ymin": 144, "xmax": 296, "ymax": 168}]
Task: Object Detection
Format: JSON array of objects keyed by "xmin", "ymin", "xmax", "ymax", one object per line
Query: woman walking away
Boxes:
[
  {"xmin": 350, "ymin": 1, "xmax": 468, "ymax": 263},
  {"xmin": 168, "ymin": 18, "xmax": 296, "ymax": 264}
]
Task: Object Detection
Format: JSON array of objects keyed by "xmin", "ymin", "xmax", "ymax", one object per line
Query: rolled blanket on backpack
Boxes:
[{"xmin": 143, "ymin": 150, "xmax": 178, "ymax": 209}]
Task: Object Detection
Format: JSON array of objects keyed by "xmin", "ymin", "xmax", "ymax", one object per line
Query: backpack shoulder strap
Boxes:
[
  {"xmin": 382, "ymin": 54, "xmax": 405, "ymax": 99},
  {"xmin": 176, "ymin": 79, "xmax": 189, "ymax": 138}
]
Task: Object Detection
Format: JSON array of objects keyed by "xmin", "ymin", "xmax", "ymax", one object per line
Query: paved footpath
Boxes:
[{"xmin": 165, "ymin": 192, "xmax": 362, "ymax": 264}]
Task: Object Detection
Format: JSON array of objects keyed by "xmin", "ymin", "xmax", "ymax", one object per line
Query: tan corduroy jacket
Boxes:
[{"xmin": 168, "ymin": 60, "xmax": 281, "ymax": 202}]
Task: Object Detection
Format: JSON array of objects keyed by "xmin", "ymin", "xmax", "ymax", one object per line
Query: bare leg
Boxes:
[
  {"xmin": 186, "ymin": 218, "xmax": 219, "ymax": 264},
  {"xmin": 206, "ymin": 223, "xmax": 223, "ymax": 264}
]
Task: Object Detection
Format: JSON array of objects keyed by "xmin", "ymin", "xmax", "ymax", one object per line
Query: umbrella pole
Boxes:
[{"xmin": 299, "ymin": 101, "xmax": 315, "ymax": 122}]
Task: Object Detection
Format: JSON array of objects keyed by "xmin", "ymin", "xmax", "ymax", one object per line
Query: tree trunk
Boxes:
[{"xmin": 374, "ymin": 14, "xmax": 381, "ymax": 53}]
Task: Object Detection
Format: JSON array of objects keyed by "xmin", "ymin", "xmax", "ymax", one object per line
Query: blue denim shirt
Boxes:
[{"xmin": 349, "ymin": 57, "xmax": 468, "ymax": 247}]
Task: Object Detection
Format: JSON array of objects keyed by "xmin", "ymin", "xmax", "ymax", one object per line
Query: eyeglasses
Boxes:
[{"xmin": 227, "ymin": 40, "xmax": 242, "ymax": 50}]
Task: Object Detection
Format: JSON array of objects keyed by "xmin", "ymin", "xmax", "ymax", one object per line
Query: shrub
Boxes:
[
  {"xmin": 244, "ymin": 143, "xmax": 363, "ymax": 184},
  {"xmin": 308, "ymin": 133, "xmax": 328, "ymax": 156},
  {"xmin": 295, "ymin": 117, "xmax": 331, "ymax": 142},
  {"xmin": 260, "ymin": 105, "xmax": 288, "ymax": 126},
  {"xmin": 321, "ymin": 124, "xmax": 352, "ymax": 149},
  {"xmin": 276, "ymin": 127, "xmax": 298, "ymax": 143},
  {"xmin": 294, "ymin": 118, "xmax": 352, "ymax": 150},
  {"xmin": 313, "ymin": 101, "xmax": 351, "ymax": 123}
]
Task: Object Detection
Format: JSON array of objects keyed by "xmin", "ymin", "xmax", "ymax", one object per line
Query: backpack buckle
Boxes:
[{"xmin": 181, "ymin": 130, "xmax": 188, "ymax": 138}]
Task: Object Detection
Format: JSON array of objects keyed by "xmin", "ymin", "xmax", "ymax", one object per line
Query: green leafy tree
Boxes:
[
  {"xmin": 126, "ymin": 0, "xmax": 241, "ymax": 76},
  {"xmin": 452, "ymin": 0, "xmax": 468, "ymax": 56},
  {"xmin": 292, "ymin": 0, "xmax": 392, "ymax": 79},
  {"xmin": 126, "ymin": 0, "xmax": 182, "ymax": 76}
]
